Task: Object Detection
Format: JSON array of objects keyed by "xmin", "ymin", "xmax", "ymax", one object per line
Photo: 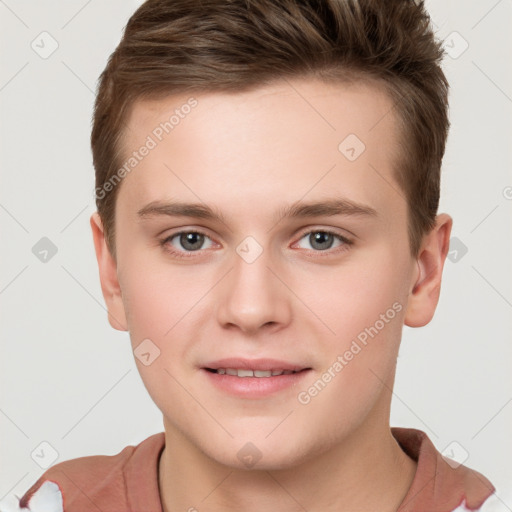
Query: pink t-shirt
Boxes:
[{"xmin": 11, "ymin": 427, "xmax": 496, "ymax": 512}]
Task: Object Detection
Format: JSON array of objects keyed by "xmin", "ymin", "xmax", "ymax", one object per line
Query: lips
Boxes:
[{"xmin": 202, "ymin": 358, "xmax": 312, "ymax": 398}]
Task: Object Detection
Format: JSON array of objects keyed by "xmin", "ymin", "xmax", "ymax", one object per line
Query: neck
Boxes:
[{"xmin": 158, "ymin": 416, "xmax": 417, "ymax": 512}]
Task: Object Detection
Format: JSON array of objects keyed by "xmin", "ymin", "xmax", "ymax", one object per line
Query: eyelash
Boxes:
[{"xmin": 158, "ymin": 228, "xmax": 354, "ymax": 260}]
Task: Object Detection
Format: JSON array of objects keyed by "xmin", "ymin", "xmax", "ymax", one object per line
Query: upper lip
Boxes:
[{"xmin": 202, "ymin": 358, "xmax": 310, "ymax": 372}]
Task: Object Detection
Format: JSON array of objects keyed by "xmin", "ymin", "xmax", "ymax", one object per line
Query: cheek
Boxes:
[
  {"xmin": 297, "ymin": 248, "xmax": 409, "ymax": 397},
  {"xmin": 292, "ymin": 274, "xmax": 406, "ymax": 443},
  {"xmin": 118, "ymin": 262, "xmax": 202, "ymax": 416},
  {"xmin": 118, "ymin": 259, "xmax": 216, "ymax": 398},
  {"xmin": 120, "ymin": 256, "xmax": 206, "ymax": 339},
  {"xmin": 307, "ymin": 250, "xmax": 407, "ymax": 345}
]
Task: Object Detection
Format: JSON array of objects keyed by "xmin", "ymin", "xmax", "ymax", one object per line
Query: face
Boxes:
[{"xmin": 93, "ymin": 77, "xmax": 434, "ymax": 470}]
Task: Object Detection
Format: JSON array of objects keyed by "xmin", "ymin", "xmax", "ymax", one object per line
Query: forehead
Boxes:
[{"xmin": 117, "ymin": 78, "xmax": 404, "ymax": 227}]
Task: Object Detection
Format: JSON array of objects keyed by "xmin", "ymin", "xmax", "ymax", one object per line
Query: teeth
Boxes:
[
  {"xmin": 254, "ymin": 370, "xmax": 272, "ymax": 377},
  {"xmin": 213, "ymin": 368, "xmax": 299, "ymax": 377}
]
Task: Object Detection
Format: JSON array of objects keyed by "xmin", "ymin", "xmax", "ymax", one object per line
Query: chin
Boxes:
[{"xmin": 202, "ymin": 435, "xmax": 312, "ymax": 472}]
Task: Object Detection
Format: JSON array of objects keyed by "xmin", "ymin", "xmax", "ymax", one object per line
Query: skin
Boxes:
[{"xmin": 91, "ymin": 77, "xmax": 452, "ymax": 512}]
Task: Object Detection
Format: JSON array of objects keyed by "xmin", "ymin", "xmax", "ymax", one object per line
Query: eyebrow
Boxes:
[{"xmin": 137, "ymin": 198, "xmax": 377, "ymax": 225}]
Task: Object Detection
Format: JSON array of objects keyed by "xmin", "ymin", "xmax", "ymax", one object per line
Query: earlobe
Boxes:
[
  {"xmin": 90, "ymin": 212, "xmax": 128, "ymax": 331},
  {"xmin": 404, "ymin": 213, "xmax": 453, "ymax": 328}
]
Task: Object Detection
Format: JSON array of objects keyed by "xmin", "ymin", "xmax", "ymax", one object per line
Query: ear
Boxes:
[
  {"xmin": 404, "ymin": 213, "xmax": 453, "ymax": 328},
  {"xmin": 90, "ymin": 212, "xmax": 128, "ymax": 331}
]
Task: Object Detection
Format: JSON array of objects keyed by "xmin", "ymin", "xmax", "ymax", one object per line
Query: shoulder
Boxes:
[
  {"xmin": 1, "ymin": 432, "xmax": 165, "ymax": 512},
  {"xmin": 16, "ymin": 445, "xmax": 136, "ymax": 511},
  {"xmin": 392, "ymin": 427, "xmax": 497, "ymax": 512},
  {"xmin": 452, "ymin": 486, "xmax": 512, "ymax": 512}
]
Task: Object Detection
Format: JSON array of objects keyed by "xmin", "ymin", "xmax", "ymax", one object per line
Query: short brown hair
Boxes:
[{"xmin": 91, "ymin": 0, "xmax": 449, "ymax": 260}]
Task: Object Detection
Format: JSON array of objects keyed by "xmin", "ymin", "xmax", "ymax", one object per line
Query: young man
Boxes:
[{"xmin": 10, "ymin": 0, "xmax": 499, "ymax": 511}]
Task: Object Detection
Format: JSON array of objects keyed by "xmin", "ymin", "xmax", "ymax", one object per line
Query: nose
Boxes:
[{"xmin": 215, "ymin": 240, "xmax": 292, "ymax": 335}]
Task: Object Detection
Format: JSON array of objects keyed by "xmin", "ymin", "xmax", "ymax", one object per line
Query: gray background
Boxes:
[{"xmin": 1, "ymin": 0, "xmax": 511, "ymax": 505}]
